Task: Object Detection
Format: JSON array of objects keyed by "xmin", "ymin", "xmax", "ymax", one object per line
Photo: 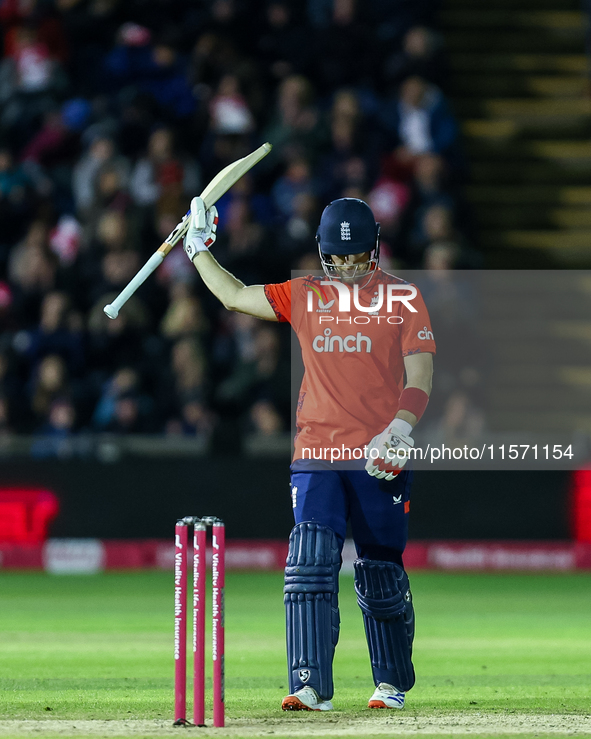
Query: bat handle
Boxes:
[
  {"xmin": 162, "ymin": 210, "xmax": 191, "ymax": 253},
  {"xmin": 157, "ymin": 241, "xmax": 175, "ymax": 257},
  {"xmin": 103, "ymin": 251, "xmax": 165, "ymax": 319}
]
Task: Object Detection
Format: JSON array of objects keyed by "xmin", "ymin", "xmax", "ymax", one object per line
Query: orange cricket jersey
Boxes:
[{"xmin": 264, "ymin": 269, "xmax": 436, "ymax": 461}]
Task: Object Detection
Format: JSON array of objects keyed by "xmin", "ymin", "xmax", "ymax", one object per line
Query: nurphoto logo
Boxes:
[{"xmin": 306, "ymin": 281, "xmax": 418, "ymax": 314}]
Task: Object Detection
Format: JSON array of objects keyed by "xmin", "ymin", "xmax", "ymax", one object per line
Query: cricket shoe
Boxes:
[
  {"xmin": 368, "ymin": 683, "xmax": 405, "ymax": 709},
  {"xmin": 282, "ymin": 686, "xmax": 333, "ymax": 711}
]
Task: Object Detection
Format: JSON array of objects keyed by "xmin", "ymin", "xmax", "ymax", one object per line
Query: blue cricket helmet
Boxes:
[
  {"xmin": 316, "ymin": 198, "xmax": 379, "ymax": 254},
  {"xmin": 316, "ymin": 198, "xmax": 381, "ymax": 282}
]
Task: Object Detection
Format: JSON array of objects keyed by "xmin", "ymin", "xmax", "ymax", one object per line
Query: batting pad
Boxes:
[
  {"xmin": 354, "ymin": 559, "xmax": 415, "ymax": 692},
  {"xmin": 284, "ymin": 522, "xmax": 341, "ymax": 700}
]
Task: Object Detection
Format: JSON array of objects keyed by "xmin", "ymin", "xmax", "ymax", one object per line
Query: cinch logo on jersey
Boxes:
[
  {"xmin": 418, "ymin": 326, "xmax": 434, "ymax": 340},
  {"xmin": 312, "ymin": 328, "xmax": 371, "ymax": 353},
  {"xmin": 306, "ymin": 281, "xmax": 418, "ymax": 314}
]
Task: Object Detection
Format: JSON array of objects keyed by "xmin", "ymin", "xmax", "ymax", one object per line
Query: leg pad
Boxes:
[
  {"xmin": 284, "ymin": 523, "xmax": 340, "ymax": 700},
  {"xmin": 354, "ymin": 559, "xmax": 415, "ymax": 692}
]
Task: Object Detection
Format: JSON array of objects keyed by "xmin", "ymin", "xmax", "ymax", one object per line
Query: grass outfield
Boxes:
[{"xmin": 0, "ymin": 571, "xmax": 590, "ymax": 737}]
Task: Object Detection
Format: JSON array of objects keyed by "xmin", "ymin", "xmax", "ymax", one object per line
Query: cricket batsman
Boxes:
[{"xmin": 183, "ymin": 196, "xmax": 435, "ymax": 711}]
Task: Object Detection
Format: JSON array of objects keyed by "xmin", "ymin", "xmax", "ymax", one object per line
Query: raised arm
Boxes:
[
  {"xmin": 191, "ymin": 251, "xmax": 278, "ymax": 321},
  {"xmin": 183, "ymin": 196, "xmax": 278, "ymax": 321}
]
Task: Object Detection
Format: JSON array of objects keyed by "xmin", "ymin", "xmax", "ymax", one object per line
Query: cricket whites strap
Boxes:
[{"xmin": 397, "ymin": 387, "xmax": 429, "ymax": 422}]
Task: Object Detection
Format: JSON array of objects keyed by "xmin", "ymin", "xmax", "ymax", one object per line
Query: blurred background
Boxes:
[{"xmin": 0, "ymin": 0, "xmax": 590, "ymax": 569}]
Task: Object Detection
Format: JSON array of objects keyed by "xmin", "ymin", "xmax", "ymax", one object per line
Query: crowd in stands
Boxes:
[{"xmin": 0, "ymin": 0, "xmax": 481, "ymax": 452}]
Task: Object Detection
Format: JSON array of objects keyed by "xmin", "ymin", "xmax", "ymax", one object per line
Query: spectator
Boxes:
[
  {"xmin": 380, "ymin": 76, "xmax": 460, "ymax": 173},
  {"xmin": 264, "ymin": 75, "xmax": 327, "ymax": 164},
  {"xmin": 166, "ymin": 399, "xmax": 216, "ymax": 440},
  {"xmin": 209, "ymin": 74, "xmax": 255, "ymax": 136},
  {"xmin": 275, "ymin": 191, "xmax": 319, "ymax": 261},
  {"xmin": 216, "ymin": 322, "xmax": 289, "ymax": 427},
  {"xmin": 49, "ymin": 214, "xmax": 82, "ymax": 268},
  {"xmin": 129, "ymin": 127, "xmax": 199, "ymax": 208},
  {"xmin": 87, "ymin": 250, "xmax": 141, "ymax": 309},
  {"xmin": 29, "ymin": 353, "xmax": 69, "ymax": 423},
  {"xmin": 103, "ymin": 392, "xmax": 148, "ymax": 434},
  {"xmin": 103, "ymin": 27, "xmax": 196, "ymax": 120},
  {"xmin": 383, "ymin": 26, "xmax": 448, "ymax": 90},
  {"xmin": 160, "ymin": 284, "xmax": 209, "ymax": 340},
  {"xmin": 214, "ymin": 196, "xmax": 269, "ymax": 283},
  {"xmin": 423, "ymin": 241, "xmax": 461, "ymax": 271},
  {"xmin": 309, "ymin": 0, "xmax": 376, "ymax": 93},
  {"xmin": 92, "ymin": 367, "xmax": 139, "ymax": 430},
  {"xmin": 423, "ymin": 204, "xmax": 456, "ymax": 244},
  {"xmin": 9, "ymin": 26, "xmax": 56, "ymax": 94},
  {"xmin": 99, "ymin": 210, "xmax": 130, "ymax": 252},
  {"xmin": 0, "ymin": 24, "xmax": 66, "ymax": 147},
  {"xmin": 86, "ymin": 294, "xmax": 147, "ymax": 376},
  {"xmin": 272, "ymin": 157, "xmax": 314, "ymax": 221},
  {"xmin": 406, "ymin": 203, "xmax": 459, "ymax": 265},
  {"xmin": 424, "ymin": 389, "xmax": 486, "ymax": 448},
  {"xmin": 84, "ymin": 165, "xmax": 132, "ymax": 238},
  {"xmin": 248, "ymin": 398, "xmax": 284, "ymax": 435},
  {"xmin": 170, "ymin": 337, "xmax": 207, "ymax": 405},
  {"xmin": 72, "ymin": 135, "xmax": 130, "ymax": 216},
  {"xmin": 407, "ymin": 154, "xmax": 455, "ymax": 237},
  {"xmin": 0, "ymin": 147, "xmax": 34, "ymax": 249},
  {"xmin": 318, "ymin": 89, "xmax": 381, "ymax": 201},
  {"xmin": 22, "ymin": 98, "xmax": 89, "ymax": 167},
  {"xmin": 256, "ymin": 2, "xmax": 310, "ymax": 83},
  {"xmin": 24, "ymin": 290, "xmax": 84, "ymax": 375},
  {"xmin": 31, "ymin": 397, "xmax": 78, "ymax": 458},
  {"xmin": 367, "ymin": 177, "xmax": 411, "ymax": 262},
  {"xmin": 9, "ymin": 221, "xmax": 57, "ymax": 324}
]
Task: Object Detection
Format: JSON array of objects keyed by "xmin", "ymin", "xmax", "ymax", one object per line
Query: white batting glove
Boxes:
[
  {"xmin": 183, "ymin": 196, "xmax": 218, "ymax": 261},
  {"xmin": 365, "ymin": 418, "xmax": 414, "ymax": 481}
]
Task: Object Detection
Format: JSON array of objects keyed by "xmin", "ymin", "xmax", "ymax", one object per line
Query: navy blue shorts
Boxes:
[{"xmin": 290, "ymin": 462, "xmax": 413, "ymax": 567}]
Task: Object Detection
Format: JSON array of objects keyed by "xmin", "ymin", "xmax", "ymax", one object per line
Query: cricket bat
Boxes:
[{"xmin": 103, "ymin": 142, "xmax": 272, "ymax": 319}]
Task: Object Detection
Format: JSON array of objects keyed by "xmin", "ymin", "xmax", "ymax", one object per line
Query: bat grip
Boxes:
[
  {"xmin": 157, "ymin": 241, "xmax": 175, "ymax": 257},
  {"xmin": 162, "ymin": 212, "xmax": 191, "ymax": 253},
  {"xmin": 103, "ymin": 252, "xmax": 165, "ymax": 319}
]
